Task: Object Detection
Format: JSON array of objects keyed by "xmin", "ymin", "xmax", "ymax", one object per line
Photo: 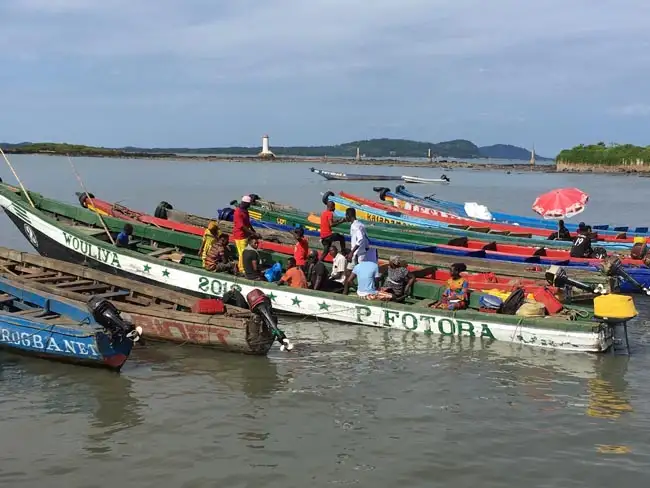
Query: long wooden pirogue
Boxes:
[{"xmin": 0, "ymin": 247, "xmax": 276, "ymax": 355}]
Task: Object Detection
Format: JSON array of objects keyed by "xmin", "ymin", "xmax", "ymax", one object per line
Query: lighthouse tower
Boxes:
[{"xmin": 258, "ymin": 134, "xmax": 276, "ymax": 160}]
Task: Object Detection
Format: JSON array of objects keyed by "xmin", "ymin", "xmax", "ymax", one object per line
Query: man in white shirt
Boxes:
[
  {"xmin": 329, "ymin": 245, "xmax": 348, "ymax": 284},
  {"xmin": 345, "ymin": 208, "xmax": 371, "ymax": 266}
]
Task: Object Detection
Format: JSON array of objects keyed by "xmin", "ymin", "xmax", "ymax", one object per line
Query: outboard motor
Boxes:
[
  {"xmin": 545, "ymin": 265, "xmax": 607, "ymax": 295},
  {"xmin": 441, "ymin": 174, "xmax": 450, "ymax": 182},
  {"xmin": 87, "ymin": 297, "xmax": 142, "ymax": 343},
  {"xmin": 246, "ymin": 289, "xmax": 293, "ymax": 351},
  {"xmin": 599, "ymin": 256, "xmax": 650, "ymax": 295}
]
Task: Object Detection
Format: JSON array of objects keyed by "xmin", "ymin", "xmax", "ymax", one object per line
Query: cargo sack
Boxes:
[
  {"xmin": 531, "ymin": 286, "xmax": 563, "ymax": 315},
  {"xmin": 516, "ymin": 302, "xmax": 546, "ymax": 317},
  {"xmin": 501, "ymin": 288, "xmax": 525, "ymax": 315}
]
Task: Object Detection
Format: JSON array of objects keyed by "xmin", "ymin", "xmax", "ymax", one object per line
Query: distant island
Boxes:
[
  {"xmin": 0, "ymin": 139, "xmax": 551, "ymax": 161},
  {"xmin": 556, "ymin": 142, "xmax": 650, "ymax": 173}
]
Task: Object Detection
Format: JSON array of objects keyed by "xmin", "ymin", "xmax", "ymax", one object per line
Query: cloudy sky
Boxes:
[{"xmin": 1, "ymin": 0, "xmax": 648, "ymax": 155}]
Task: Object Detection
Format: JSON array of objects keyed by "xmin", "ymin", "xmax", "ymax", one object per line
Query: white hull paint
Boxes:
[
  {"xmin": 401, "ymin": 176, "xmax": 451, "ymax": 184},
  {"xmin": 0, "ymin": 194, "xmax": 612, "ymax": 353}
]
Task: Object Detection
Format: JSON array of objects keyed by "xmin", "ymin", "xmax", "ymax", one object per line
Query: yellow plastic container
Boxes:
[
  {"xmin": 633, "ymin": 236, "xmax": 646, "ymax": 244},
  {"xmin": 594, "ymin": 294, "xmax": 638, "ymax": 320}
]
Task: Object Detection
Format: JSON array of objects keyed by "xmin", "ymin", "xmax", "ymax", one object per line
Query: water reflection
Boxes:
[
  {"xmin": 0, "ymin": 352, "xmax": 144, "ymax": 454},
  {"xmin": 133, "ymin": 343, "xmax": 291, "ymax": 400},
  {"xmin": 586, "ymin": 356, "xmax": 632, "ymax": 420}
]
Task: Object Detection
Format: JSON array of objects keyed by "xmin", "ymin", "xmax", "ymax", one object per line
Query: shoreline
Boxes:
[
  {"xmin": 8, "ymin": 149, "xmax": 558, "ymax": 173},
  {"xmin": 8, "ymin": 150, "xmax": 650, "ymax": 175}
]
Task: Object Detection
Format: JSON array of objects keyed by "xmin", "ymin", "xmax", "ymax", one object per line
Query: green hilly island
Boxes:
[{"xmin": 0, "ymin": 139, "xmax": 550, "ymax": 161}]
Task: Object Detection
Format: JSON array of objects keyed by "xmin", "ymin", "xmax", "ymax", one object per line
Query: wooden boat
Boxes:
[
  {"xmin": 310, "ymin": 167, "xmax": 402, "ymax": 181},
  {"xmin": 0, "ymin": 275, "xmax": 138, "ymax": 370},
  {"xmin": 0, "ymin": 247, "xmax": 277, "ymax": 355},
  {"xmin": 77, "ymin": 194, "xmax": 613, "ymax": 298},
  {"xmin": 336, "ymin": 192, "xmax": 643, "ymax": 266},
  {"xmin": 393, "ymin": 185, "xmax": 650, "ymax": 237},
  {"xmin": 0, "ymin": 182, "xmax": 639, "ymax": 354},
  {"xmin": 401, "ymin": 175, "xmax": 450, "ymax": 184}
]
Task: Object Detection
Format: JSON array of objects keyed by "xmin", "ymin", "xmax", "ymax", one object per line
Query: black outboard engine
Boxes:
[
  {"xmin": 87, "ymin": 297, "xmax": 142, "ymax": 343},
  {"xmin": 441, "ymin": 174, "xmax": 450, "ymax": 182},
  {"xmin": 246, "ymin": 289, "xmax": 293, "ymax": 351},
  {"xmin": 599, "ymin": 256, "xmax": 650, "ymax": 295},
  {"xmin": 545, "ymin": 265, "xmax": 607, "ymax": 295}
]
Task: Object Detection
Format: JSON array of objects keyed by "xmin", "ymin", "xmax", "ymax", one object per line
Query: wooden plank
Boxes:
[
  {"xmin": 30, "ymin": 276, "xmax": 72, "ymax": 284},
  {"xmin": 20, "ymin": 271, "xmax": 59, "ymax": 280},
  {"xmin": 124, "ymin": 295, "xmax": 152, "ymax": 306},
  {"xmin": 13, "ymin": 308, "xmax": 44, "ymax": 316},
  {"xmin": 0, "ymin": 294, "xmax": 15, "ymax": 305},
  {"xmin": 56, "ymin": 279, "xmax": 94, "ymax": 289},
  {"xmin": 75, "ymin": 227, "xmax": 109, "ymax": 236},
  {"xmin": 92, "ymin": 290, "xmax": 131, "ymax": 300},
  {"xmin": 65, "ymin": 283, "xmax": 111, "ymax": 293},
  {"xmin": 147, "ymin": 247, "xmax": 176, "ymax": 257}
]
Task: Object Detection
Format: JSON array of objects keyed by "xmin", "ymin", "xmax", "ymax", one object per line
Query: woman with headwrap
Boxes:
[
  {"xmin": 199, "ymin": 220, "xmax": 220, "ymax": 268},
  {"xmin": 380, "ymin": 256, "xmax": 415, "ymax": 301},
  {"xmin": 431, "ymin": 263, "xmax": 469, "ymax": 310}
]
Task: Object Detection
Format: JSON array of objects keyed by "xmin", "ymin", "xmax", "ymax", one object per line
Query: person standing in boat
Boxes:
[
  {"xmin": 204, "ymin": 233, "xmax": 237, "ymax": 274},
  {"xmin": 292, "ymin": 227, "xmax": 309, "ymax": 272},
  {"xmin": 199, "ymin": 220, "xmax": 220, "ymax": 267},
  {"xmin": 320, "ymin": 201, "xmax": 346, "ymax": 259},
  {"xmin": 345, "ymin": 208, "xmax": 371, "ymax": 266},
  {"xmin": 233, "ymin": 196, "xmax": 258, "ymax": 272}
]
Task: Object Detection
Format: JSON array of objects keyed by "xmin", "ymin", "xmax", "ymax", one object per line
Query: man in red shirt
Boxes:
[
  {"xmin": 233, "ymin": 195, "xmax": 258, "ymax": 272},
  {"xmin": 320, "ymin": 200, "xmax": 346, "ymax": 260},
  {"xmin": 292, "ymin": 227, "xmax": 309, "ymax": 271}
]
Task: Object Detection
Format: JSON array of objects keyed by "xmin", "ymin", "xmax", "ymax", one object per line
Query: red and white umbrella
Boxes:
[{"xmin": 532, "ymin": 187, "xmax": 589, "ymax": 219}]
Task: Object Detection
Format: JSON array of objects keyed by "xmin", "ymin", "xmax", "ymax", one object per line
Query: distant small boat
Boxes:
[
  {"xmin": 401, "ymin": 174, "xmax": 451, "ymax": 184},
  {"xmin": 310, "ymin": 168, "xmax": 401, "ymax": 181},
  {"xmin": 0, "ymin": 276, "xmax": 139, "ymax": 370}
]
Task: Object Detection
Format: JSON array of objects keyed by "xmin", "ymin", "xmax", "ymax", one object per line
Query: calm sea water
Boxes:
[{"xmin": 1, "ymin": 155, "xmax": 649, "ymax": 488}]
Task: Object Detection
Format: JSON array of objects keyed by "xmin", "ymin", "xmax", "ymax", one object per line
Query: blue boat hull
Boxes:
[
  {"xmin": 244, "ymin": 214, "xmax": 650, "ymax": 293},
  {"xmin": 394, "ymin": 187, "xmax": 650, "ymax": 238},
  {"xmin": 0, "ymin": 279, "xmax": 134, "ymax": 370}
]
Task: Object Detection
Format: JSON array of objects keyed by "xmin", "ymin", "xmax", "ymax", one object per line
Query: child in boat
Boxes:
[
  {"xmin": 430, "ymin": 263, "xmax": 469, "ymax": 310},
  {"xmin": 277, "ymin": 258, "xmax": 308, "ymax": 289},
  {"xmin": 115, "ymin": 223, "xmax": 134, "ymax": 248}
]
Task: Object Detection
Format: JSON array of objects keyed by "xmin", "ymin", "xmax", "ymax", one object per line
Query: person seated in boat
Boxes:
[
  {"xmin": 570, "ymin": 227, "xmax": 594, "ymax": 258},
  {"xmin": 204, "ymin": 233, "xmax": 237, "ymax": 274},
  {"xmin": 429, "ymin": 263, "xmax": 469, "ymax": 310},
  {"xmin": 329, "ymin": 245, "xmax": 349, "ymax": 286},
  {"xmin": 380, "ymin": 256, "xmax": 416, "ymax": 302},
  {"xmin": 234, "ymin": 196, "xmax": 260, "ymax": 273},
  {"xmin": 343, "ymin": 259, "xmax": 392, "ymax": 300},
  {"xmin": 292, "ymin": 226, "xmax": 309, "ymax": 272},
  {"xmin": 199, "ymin": 220, "xmax": 220, "ymax": 267},
  {"xmin": 345, "ymin": 208, "xmax": 372, "ymax": 266},
  {"xmin": 307, "ymin": 250, "xmax": 343, "ymax": 292},
  {"xmin": 115, "ymin": 223, "xmax": 134, "ymax": 248},
  {"xmin": 242, "ymin": 236, "xmax": 264, "ymax": 280},
  {"xmin": 548, "ymin": 220, "xmax": 571, "ymax": 241},
  {"xmin": 277, "ymin": 257, "xmax": 308, "ymax": 289},
  {"xmin": 320, "ymin": 200, "xmax": 347, "ymax": 259}
]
